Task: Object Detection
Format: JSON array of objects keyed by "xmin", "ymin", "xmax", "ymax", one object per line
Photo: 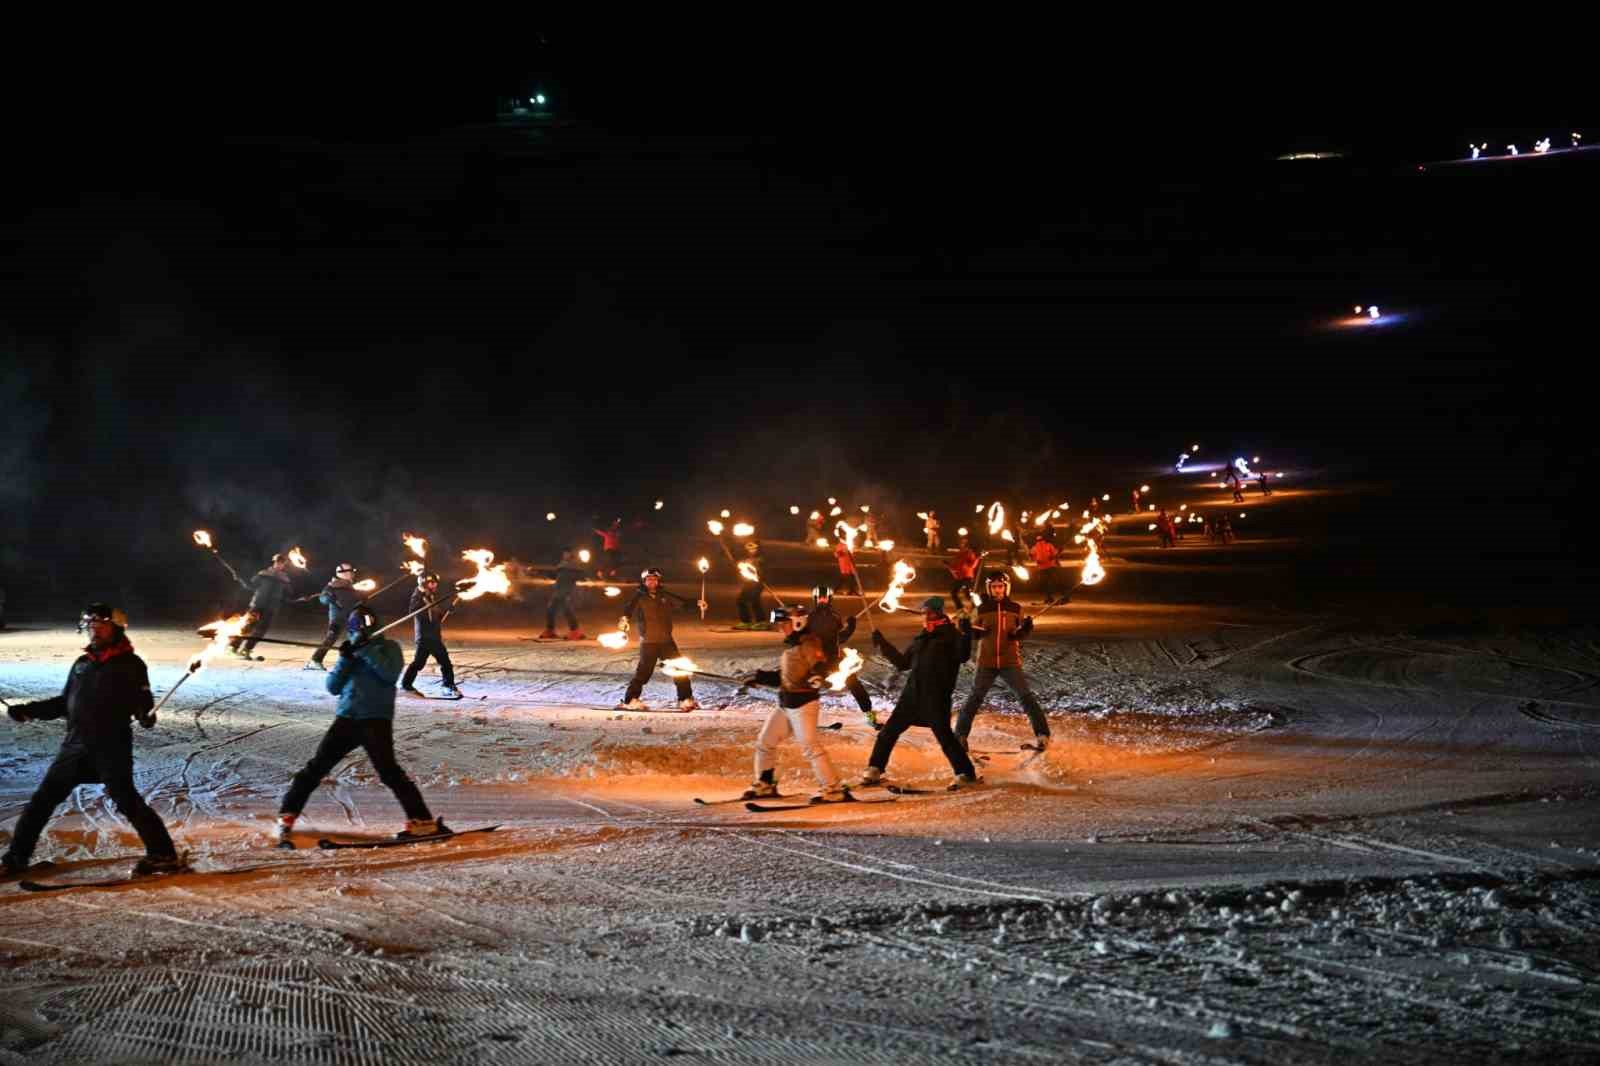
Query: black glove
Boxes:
[
  {"xmin": 1017, "ymin": 617, "xmax": 1034, "ymax": 638},
  {"xmin": 840, "ymin": 615, "xmax": 857, "ymax": 641},
  {"xmin": 958, "ymin": 616, "xmax": 973, "ymax": 635},
  {"xmin": 871, "ymin": 629, "xmax": 886, "ymax": 646},
  {"xmin": 335, "ymin": 641, "xmax": 354, "ymax": 657},
  {"xmin": 136, "ymin": 712, "xmax": 156, "ymax": 730},
  {"xmin": 7, "ymin": 704, "xmax": 30, "ymax": 723}
]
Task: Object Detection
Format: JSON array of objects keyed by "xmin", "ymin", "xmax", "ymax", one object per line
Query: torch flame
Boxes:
[
  {"xmin": 1033, "ymin": 512, "xmax": 1050, "ymax": 527},
  {"xmin": 987, "ymin": 502, "xmax": 1005, "ymax": 536},
  {"xmin": 790, "ymin": 505, "xmax": 800, "ymax": 515},
  {"xmin": 737, "ymin": 561, "xmax": 760, "ymax": 582},
  {"xmin": 287, "ymin": 547, "xmax": 308, "ymax": 569},
  {"xmin": 1081, "ymin": 540, "xmax": 1106, "ymax": 586},
  {"xmin": 826, "ymin": 647, "xmax": 864, "ymax": 691},
  {"xmin": 604, "ymin": 586, "xmax": 621, "ymax": 597},
  {"xmin": 1139, "ymin": 484, "xmax": 1150, "ymax": 493},
  {"xmin": 1000, "ymin": 529, "xmax": 1015, "ymax": 543},
  {"xmin": 957, "ymin": 527, "xmax": 969, "ymax": 537},
  {"xmin": 192, "ymin": 530, "xmax": 213, "ymax": 549},
  {"xmin": 834, "ymin": 521, "xmax": 860, "ymax": 553},
  {"xmin": 876, "ymin": 539, "xmax": 895, "ymax": 551},
  {"xmin": 732, "ymin": 522, "xmax": 755, "ymax": 537},
  {"xmin": 879, "ymin": 560, "xmax": 918, "ymax": 614},
  {"xmin": 660, "ymin": 656, "xmax": 699, "ymax": 679},
  {"xmin": 404, "ymin": 560, "xmax": 425, "ymax": 576},
  {"xmin": 829, "ymin": 506, "xmax": 842, "ymax": 517},
  {"xmin": 1012, "ymin": 565, "xmax": 1030, "ymax": 581},
  {"xmin": 827, "ymin": 497, "xmax": 837, "ymax": 506},
  {"xmin": 598, "ymin": 631, "xmax": 628, "ymax": 649},
  {"xmin": 697, "ymin": 557, "xmax": 710, "ymax": 573},
  {"xmin": 402, "ymin": 532, "xmax": 427, "ymax": 558},
  {"xmin": 457, "ymin": 549, "xmax": 511, "ymax": 601},
  {"xmin": 720, "ymin": 509, "xmax": 732, "ymax": 519},
  {"xmin": 707, "ymin": 520, "xmax": 725, "ymax": 536},
  {"xmin": 191, "ymin": 614, "xmax": 253, "ymax": 673},
  {"xmin": 579, "ymin": 549, "xmax": 592, "ymax": 563},
  {"xmin": 546, "ymin": 512, "xmax": 557, "ymax": 521},
  {"xmin": 860, "ymin": 504, "xmax": 871, "ymax": 513},
  {"xmin": 809, "ymin": 510, "xmax": 822, "ymax": 520},
  {"xmin": 353, "ymin": 579, "xmax": 377, "ymax": 592},
  {"xmin": 654, "ymin": 500, "xmax": 664, "ymax": 510},
  {"xmin": 916, "ymin": 511, "xmax": 929, "ymax": 520},
  {"xmin": 815, "ymin": 538, "xmax": 830, "ymax": 548}
]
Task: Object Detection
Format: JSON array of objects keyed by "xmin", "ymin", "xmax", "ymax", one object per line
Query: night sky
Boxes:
[{"xmin": 3, "ymin": 43, "xmax": 1593, "ymax": 613}]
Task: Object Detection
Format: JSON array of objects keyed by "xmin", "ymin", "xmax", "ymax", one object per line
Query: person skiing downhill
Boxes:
[
  {"xmin": 801, "ymin": 585, "xmax": 878, "ymax": 727},
  {"xmin": 400, "ymin": 571, "xmax": 459, "ymax": 698},
  {"xmin": 230, "ymin": 552, "xmax": 294, "ymax": 658},
  {"xmin": 593, "ymin": 518, "xmax": 623, "ymax": 578},
  {"xmin": 275, "ymin": 604, "xmax": 446, "ymax": 847},
  {"xmin": 539, "ymin": 549, "xmax": 587, "ymax": 640},
  {"xmin": 860, "ymin": 596, "xmax": 981, "ymax": 788},
  {"xmin": 615, "ymin": 568, "xmax": 707, "ymax": 711},
  {"xmin": 304, "ymin": 562, "xmax": 360, "ymax": 670},
  {"xmin": 743, "ymin": 605, "xmax": 849, "ymax": 801},
  {"xmin": 734, "ymin": 540, "xmax": 768, "ymax": 630},
  {"xmin": 954, "ymin": 570, "xmax": 1052, "ymax": 753},
  {"xmin": 2, "ymin": 604, "xmax": 183, "ymax": 879}
]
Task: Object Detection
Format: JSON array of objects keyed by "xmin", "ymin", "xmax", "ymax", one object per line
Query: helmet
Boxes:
[
  {"xmin": 769, "ymin": 607, "xmax": 790, "ymax": 625},
  {"xmin": 271, "ymin": 552, "xmax": 288, "ymax": 565},
  {"xmin": 346, "ymin": 604, "xmax": 379, "ymax": 641},
  {"xmin": 811, "ymin": 584, "xmax": 832, "ymax": 602},
  {"xmin": 984, "ymin": 568, "xmax": 1011, "ymax": 590},
  {"xmin": 419, "ymin": 570, "xmax": 440, "ymax": 586},
  {"xmin": 780, "ymin": 604, "xmax": 810, "ymax": 624},
  {"xmin": 744, "ymin": 541, "xmax": 759, "ymax": 553},
  {"xmin": 78, "ymin": 602, "xmax": 128, "ymax": 633},
  {"xmin": 640, "ymin": 567, "xmax": 662, "ymax": 581},
  {"xmin": 335, "ymin": 562, "xmax": 355, "ymax": 575}
]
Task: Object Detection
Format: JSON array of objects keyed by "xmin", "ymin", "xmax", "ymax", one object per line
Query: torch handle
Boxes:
[
  {"xmin": 209, "ymin": 550, "xmax": 247, "ymax": 588},
  {"xmin": 699, "ymin": 576, "xmax": 707, "ymax": 621},
  {"xmin": 361, "ymin": 571, "xmax": 414, "ymax": 604},
  {"xmin": 149, "ymin": 669, "xmax": 196, "ymax": 717},
  {"xmin": 715, "ymin": 536, "xmax": 786, "ymax": 610}
]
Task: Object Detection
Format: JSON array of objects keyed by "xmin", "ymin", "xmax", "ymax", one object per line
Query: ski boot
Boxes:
[
  {"xmin": 856, "ymin": 766, "xmax": 884, "ymax": 788},
  {"xmin": 131, "ymin": 854, "xmax": 188, "ymax": 878},
  {"xmin": 1021, "ymin": 735, "xmax": 1050, "ymax": 752},
  {"xmin": 274, "ymin": 814, "xmax": 297, "ymax": 849},
  {"xmin": 303, "ymin": 659, "xmax": 325, "ymax": 671},
  {"xmin": 950, "ymin": 773, "xmax": 984, "ymax": 790},
  {"xmin": 538, "ymin": 628, "xmax": 559, "ymax": 640},
  {"xmin": 813, "ymin": 784, "xmax": 853, "ymax": 804},
  {"xmin": 395, "ymin": 818, "xmax": 452, "ymax": 841},
  {"xmin": 741, "ymin": 780, "xmax": 779, "ymax": 800},
  {"xmin": 565, "ymin": 629, "xmax": 587, "ymax": 640},
  {"xmin": 440, "ymin": 684, "xmax": 462, "ymax": 699},
  {"xmin": 615, "ymin": 699, "xmax": 649, "ymax": 711},
  {"xmin": 678, "ymin": 698, "xmax": 701, "ymax": 711}
]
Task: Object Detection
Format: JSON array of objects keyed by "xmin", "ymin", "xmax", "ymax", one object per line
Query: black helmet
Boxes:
[
  {"xmin": 419, "ymin": 570, "xmax": 440, "ymax": 586},
  {"xmin": 346, "ymin": 604, "xmax": 379, "ymax": 641},
  {"xmin": 811, "ymin": 584, "xmax": 832, "ymax": 602},
  {"xmin": 984, "ymin": 568, "xmax": 1011, "ymax": 588},
  {"xmin": 769, "ymin": 607, "xmax": 790, "ymax": 625},
  {"xmin": 640, "ymin": 567, "xmax": 663, "ymax": 581},
  {"xmin": 78, "ymin": 602, "xmax": 128, "ymax": 633}
]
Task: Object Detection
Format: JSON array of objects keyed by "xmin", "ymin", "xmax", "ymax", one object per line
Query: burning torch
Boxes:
[
  {"xmin": 697, "ymin": 557, "xmax": 710, "ymax": 620},
  {"xmin": 192, "ymin": 529, "xmax": 247, "ymax": 586}
]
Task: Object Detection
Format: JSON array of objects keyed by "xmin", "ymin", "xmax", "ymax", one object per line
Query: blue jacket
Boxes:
[{"xmin": 326, "ymin": 638, "xmax": 404, "ymax": 720}]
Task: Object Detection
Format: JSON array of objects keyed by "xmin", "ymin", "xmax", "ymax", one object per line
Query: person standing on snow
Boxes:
[
  {"xmin": 801, "ymin": 585, "xmax": 878, "ymax": 727},
  {"xmin": 859, "ymin": 596, "xmax": 981, "ymax": 788},
  {"xmin": 275, "ymin": 604, "xmax": 447, "ymax": 847},
  {"xmin": 303, "ymin": 562, "xmax": 361, "ymax": 670},
  {"xmin": 948, "ymin": 535, "xmax": 982, "ymax": 609},
  {"xmin": 400, "ymin": 571, "xmax": 460, "ymax": 698},
  {"xmin": 592, "ymin": 517, "xmax": 623, "ymax": 578},
  {"xmin": 2, "ymin": 604, "xmax": 183, "ymax": 880},
  {"xmin": 734, "ymin": 540, "xmax": 768, "ymax": 630},
  {"xmin": 923, "ymin": 510, "xmax": 942, "ymax": 551},
  {"xmin": 539, "ymin": 549, "xmax": 587, "ymax": 640},
  {"xmin": 230, "ymin": 552, "xmax": 294, "ymax": 659},
  {"xmin": 1028, "ymin": 533, "xmax": 1065, "ymax": 603},
  {"xmin": 954, "ymin": 570, "xmax": 1052, "ymax": 753},
  {"xmin": 743, "ymin": 605, "xmax": 850, "ymax": 801},
  {"xmin": 833, "ymin": 536, "xmax": 862, "ymax": 597},
  {"xmin": 615, "ymin": 568, "xmax": 706, "ymax": 711}
]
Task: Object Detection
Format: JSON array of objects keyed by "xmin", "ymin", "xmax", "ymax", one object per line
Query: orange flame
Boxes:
[
  {"xmin": 192, "ymin": 530, "xmax": 213, "ymax": 549},
  {"xmin": 987, "ymin": 502, "xmax": 1005, "ymax": 536},
  {"xmin": 879, "ymin": 560, "xmax": 917, "ymax": 614},
  {"xmin": 697, "ymin": 557, "xmax": 710, "ymax": 573},
  {"xmin": 815, "ymin": 538, "xmax": 830, "ymax": 548},
  {"xmin": 876, "ymin": 539, "xmax": 896, "ymax": 551},
  {"xmin": 732, "ymin": 522, "xmax": 755, "ymax": 537},
  {"xmin": 402, "ymin": 532, "xmax": 427, "ymax": 558},
  {"xmin": 604, "ymin": 586, "xmax": 622, "ymax": 597},
  {"xmin": 191, "ymin": 614, "xmax": 253, "ymax": 672},
  {"xmin": 579, "ymin": 549, "xmax": 592, "ymax": 563},
  {"xmin": 404, "ymin": 560, "xmax": 425, "ymax": 576},
  {"xmin": 598, "ymin": 630, "xmax": 628, "ymax": 649},
  {"xmin": 1012, "ymin": 565, "xmax": 1029, "ymax": 581},
  {"xmin": 834, "ymin": 521, "xmax": 860, "ymax": 553},
  {"xmin": 829, "ymin": 506, "xmax": 842, "ymax": 517},
  {"xmin": 457, "ymin": 549, "xmax": 511, "ymax": 601},
  {"xmin": 737, "ymin": 561, "xmax": 759, "ymax": 582},
  {"xmin": 790, "ymin": 505, "xmax": 801, "ymax": 515},
  {"xmin": 660, "ymin": 656, "xmax": 699, "ymax": 679},
  {"xmin": 1033, "ymin": 512, "xmax": 1050, "ymax": 527},
  {"xmin": 353, "ymin": 579, "xmax": 377, "ymax": 592},
  {"xmin": 826, "ymin": 647, "xmax": 865, "ymax": 690},
  {"xmin": 1000, "ymin": 529, "xmax": 1015, "ymax": 543},
  {"xmin": 720, "ymin": 509, "xmax": 732, "ymax": 518},
  {"xmin": 1081, "ymin": 539, "xmax": 1106, "ymax": 586},
  {"xmin": 287, "ymin": 547, "xmax": 308, "ymax": 569},
  {"xmin": 707, "ymin": 520, "xmax": 725, "ymax": 536},
  {"xmin": 957, "ymin": 527, "xmax": 969, "ymax": 537},
  {"xmin": 654, "ymin": 500, "xmax": 665, "ymax": 510}
]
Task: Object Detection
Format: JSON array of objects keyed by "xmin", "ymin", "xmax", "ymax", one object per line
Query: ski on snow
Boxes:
[
  {"xmin": 744, "ymin": 796, "xmax": 897, "ymax": 813},
  {"xmin": 315, "ymin": 825, "xmax": 501, "ymax": 850}
]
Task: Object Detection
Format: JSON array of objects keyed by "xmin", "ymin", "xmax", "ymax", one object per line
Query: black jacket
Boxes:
[
  {"xmin": 318, "ymin": 577, "xmax": 361, "ymax": 622},
  {"xmin": 409, "ymin": 587, "xmax": 450, "ymax": 642},
  {"xmin": 790, "ymin": 602, "xmax": 856, "ymax": 662},
  {"xmin": 620, "ymin": 586, "xmax": 694, "ymax": 644},
  {"xmin": 244, "ymin": 567, "xmax": 293, "ymax": 613},
  {"xmin": 872, "ymin": 618, "xmax": 972, "ymax": 725},
  {"xmin": 14, "ymin": 639, "xmax": 154, "ymax": 750}
]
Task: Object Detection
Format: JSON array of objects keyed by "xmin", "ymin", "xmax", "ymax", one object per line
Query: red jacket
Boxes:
[
  {"xmin": 949, "ymin": 547, "xmax": 979, "ymax": 580},
  {"xmin": 834, "ymin": 543, "xmax": 856, "ymax": 575},
  {"xmin": 1029, "ymin": 540, "xmax": 1058, "ymax": 568}
]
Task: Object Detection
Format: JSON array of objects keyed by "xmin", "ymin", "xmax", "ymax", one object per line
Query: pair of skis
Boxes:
[
  {"xmin": 13, "ymin": 826, "xmax": 502, "ymax": 892},
  {"xmin": 693, "ymin": 783, "xmax": 943, "ymax": 812}
]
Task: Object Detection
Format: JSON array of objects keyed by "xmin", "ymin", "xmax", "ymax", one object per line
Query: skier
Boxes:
[
  {"xmin": 954, "ymin": 570, "xmax": 1051, "ymax": 753},
  {"xmin": 833, "ymin": 536, "xmax": 862, "ymax": 597},
  {"xmin": 923, "ymin": 510, "xmax": 942, "ymax": 551},
  {"xmin": 860, "ymin": 597, "xmax": 981, "ymax": 788},
  {"xmin": 948, "ymin": 535, "xmax": 981, "ymax": 610},
  {"xmin": 805, "ymin": 510, "xmax": 825, "ymax": 544},
  {"xmin": 803, "ymin": 585, "xmax": 878, "ymax": 727},
  {"xmin": 862, "ymin": 511, "xmax": 880, "ymax": 548},
  {"xmin": 742, "ymin": 605, "xmax": 849, "ymax": 801},
  {"xmin": 1, "ymin": 604, "xmax": 183, "ymax": 879},
  {"xmin": 1156, "ymin": 508, "xmax": 1175, "ymax": 549},
  {"xmin": 539, "ymin": 549, "xmax": 587, "ymax": 640},
  {"xmin": 1028, "ymin": 533, "xmax": 1064, "ymax": 603},
  {"xmin": 615, "ymin": 567, "xmax": 707, "ymax": 711},
  {"xmin": 230, "ymin": 552, "xmax": 294, "ymax": 659},
  {"xmin": 1258, "ymin": 472, "xmax": 1272, "ymax": 496},
  {"xmin": 1227, "ymin": 471, "xmax": 1245, "ymax": 503},
  {"xmin": 400, "ymin": 571, "xmax": 459, "ymax": 698},
  {"xmin": 303, "ymin": 562, "xmax": 360, "ymax": 670},
  {"xmin": 735, "ymin": 540, "xmax": 767, "ymax": 630},
  {"xmin": 275, "ymin": 604, "xmax": 446, "ymax": 846},
  {"xmin": 592, "ymin": 517, "xmax": 623, "ymax": 578}
]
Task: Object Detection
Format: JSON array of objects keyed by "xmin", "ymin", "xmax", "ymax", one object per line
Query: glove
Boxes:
[
  {"xmin": 335, "ymin": 641, "xmax": 354, "ymax": 657},
  {"xmin": 958, "ymin": 616, "xmax": 973, "ymax": 635},
  {"xmin": 618, "ymin": 617, "xmax": 630, "ymax": 633},
  {"xmin": 136, "ymin": 712, "xmax": 157, "ymax": 730},
  {"xmin": 1017, "ymin": 617, "xmax": 1035, "ymax": 638},
  {"xmin": 697, "ymin": 599, "xmax": 708, "ymax": 612},
  {"xmin": 7, "ymin": 704, "xmax": 30, "ymax": 723},
  {"xmin": 840, "ymin": 616, "xmax": 857, "ymax": 641},
  {"xmin": 871, "ymin": 629, "xmax": 887, "ymax": 647}
]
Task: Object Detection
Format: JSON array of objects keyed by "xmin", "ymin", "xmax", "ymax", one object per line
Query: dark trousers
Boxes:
[
  {"xmin": 1036, "ymin": 568, "xmax": 1064, "ymax": 600},
  {"xmin": 232, "ymin": 608, "xmax": 276, "ymax": 654},
  {"xmin": 279, "ymin": 717, "xmax": 431, "ymax": 821},
  {"xmin": 956, "ymin": 666, "xmax": 1050, "ymax": 738},
  {"xmin": 624, "ymin": 643, "xmax": 693, "ymax": 702},
  {"xmin": 546, "ymin": 592, "xmax": 578, "ymax": 631},
  {"xmin": 602, "ymin": 547, "xmax": 619, "ymax": 576},
  {"xmin": 868, "ymin": 711, "xmax": 975, "ymax": 777},
  {"xmin": 843, "ymin": 674, "xmax": 872, "ymax": 714},
  {"xmin": 6, "ymin": 746, "xmax": 176, "ymax": 862},
  {"xmin": 310, "ymin": 612, "xmax": 351, "ymax": 665},
  {"xmin": 402, "ymin": 636, "xmax": 454, "ymax": 688},
  {"xmin": 737, "ymin": 583, "xmax": 764, "ymax": 624}
]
